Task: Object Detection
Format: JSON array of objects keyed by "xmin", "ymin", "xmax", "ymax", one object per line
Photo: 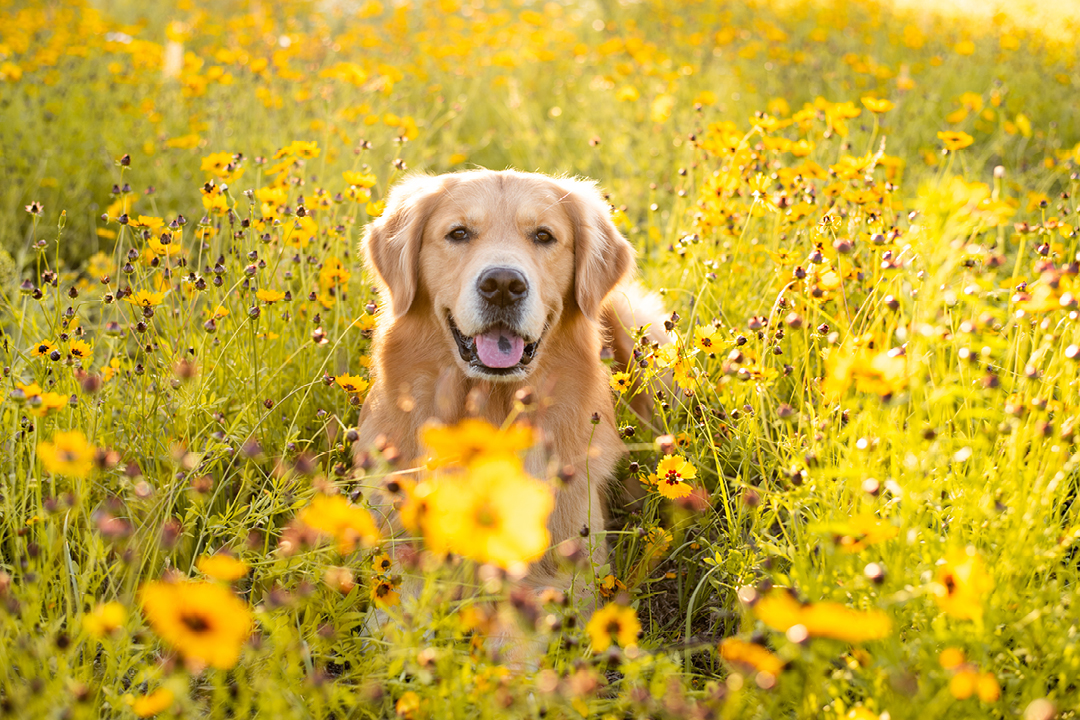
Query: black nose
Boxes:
[{"xmin": 477, "ymin": 267, "xmax": 528, "ymax": 308}]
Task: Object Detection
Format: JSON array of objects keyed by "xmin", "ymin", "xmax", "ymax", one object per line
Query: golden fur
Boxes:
[{"xmin": 357, "ymin": 169, "xmax": 667, "ymax": 592}]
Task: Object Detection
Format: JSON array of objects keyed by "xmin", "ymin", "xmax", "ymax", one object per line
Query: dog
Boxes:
[{"xmin": 356, "ymin": 169, "xmax": 668, "ymax": 597}]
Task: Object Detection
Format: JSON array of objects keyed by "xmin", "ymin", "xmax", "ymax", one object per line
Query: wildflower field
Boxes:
[{"xmin": 4, "ymin": 0, "xmax": 1080, "ymax": 716}]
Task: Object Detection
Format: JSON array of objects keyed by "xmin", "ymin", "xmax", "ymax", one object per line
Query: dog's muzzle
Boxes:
[{"xmin": 449, "ymin": 316, "xmax": 542, "ymax": 376}]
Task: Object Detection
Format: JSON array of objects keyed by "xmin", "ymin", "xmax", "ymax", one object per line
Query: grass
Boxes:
[{"xmin": 2, "ymin": 0, "xmax": 1080, "ymax": 717}]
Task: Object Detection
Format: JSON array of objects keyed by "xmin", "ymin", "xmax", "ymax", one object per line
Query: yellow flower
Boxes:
[
  {"xmin": 371, "ymin": 577, "xmax": 400, "ymax": 606},
  {"xmin": 861, "ymin": 97, "xmax": 895, "ymax": 113},
  {"xmin": 101, "ymin": 358, "xmax": 122, "ymax": 382},
  {"xmin": 790, "ymin": 139, "xmax": 815, "ymax": 157},
  {"xmin": 255, "ymin": 288, "xmax": 285, "ymax": 304},
  {"xmin": 421, "ymin": 418, "xmax": 533, "ymax": 468},
  {"xmin": 139, "ymin": 579, "xmax": 253, "ymax": 669},
  {"xmin": 148, "ymin": 232, "xmax": 183, "ymax": 257},
  {"xmin": 939, "ymin": 647, "xmax": 966, "ymax": 669},
  {"xmin": 819, "ymin": 514, "xmax": 899, "ymax": 553},
  {"xmin": 69, "ymin": 338, "xmax": 92, "ymax": 360},
  {"xmin": 318, "ymin": 256, "xmax": 352, "ymax": 290},
  {"xmin": 609, "ymin": 371, "xmax": 633, "ymax": 393},
  {"xmin": 395, "ymin": 691, "xmax": 421, "ymax": 719},
  {"xmin": 938, "ymin": 130, "xmax": 975, "ymax": 151},
  {"xmin": 843, "ymin": 188, "xmax": 880, "ymax": 205},
  {"xmin": 275, "ymin": 140, "xmax": 320, "ymax": 160},
  {"xmin": 422, "ymin": 458, "xmax": 553, "ymax": 570},
  {"xmin": 196, "ymin": 554, "xmax": 250, "ymax": 582},
  {"xmin": 343, "ymin": 170, "xmax": 378, "ymax": 188},
  {"xmin": 335, "ymin": 374, "xmax": 370, "ymax": 396},
  {"xmin": 255, "ymin": 186, "xmax": 288, "ymax": 207},
  {"xmin": 694, "ymin": 326, "xmax": 722, "ymax": 353},
  {"xmin": 372, "ymin": 553, "xmax": 393, "ymax": 576},
  {"xmin": 586, "ymin": 602, "xmax": 641, "ymax": 652},
  {"xmin": 598, "ymin": 573, "xmax": 627, "ymax": 599},
  {"xmin": 83, "ymin": 601, "xmax": 127, "ymax": 638},
  {"xmin": 346, "ymin": 185, "xmax": 372, "ymax": 204},
  {"xmin": 976, "ymin": 672, "xmax": 1001, "ymax": 702},
  {"xmin": 719, "ymin": 637, "xmax": 784, "ymax": 676},
  {"xmin": 124, "ymin": 289, "xmax": 167, "ymax": 308},
  {"xmin": 950, "ymin": 669, "xmax": 977, "ymax": 699},
  {"xmin": 33, "ymin": 392, "xmax": 69, "ymax": 416},
  {"xmin": 846, "ymin": 709, "xmax": 881, "ymax": 720},
  {"xmin": 951, "ymin": 668, "xmax": 999, "ymax": 701},
  {"xmin": 200, "ymin": 153, "xmax": 243, "ymax": 182},
  {"xmin": 654, "ymin": 344, "xmax": 694, "ymax": 386},
  {"xmin": 285, "ymin": 215, "xmax": 318, "ymax": 249},
  {"xmin": 129, "ymin": 215, "xmax": 164, "ymax": 230},
  {"xmin": 297, "ymin": 494, "xmax": 380, "ymax": 554},
  {"xmin": 38, "ymin": 430, "xmax": 95, "ymax": 478},
  {"xmin": 15, "ymin": 381, "xmax": 42, "ymax": 398},
  {"xmin": 131, "ymin": 688, "xmax": 175, "ymax": 717},
  {"xmin": 932, "ymin": 548, "xmax": 992, "ymax": 621},
  {"xmin": 324, "ymin": 566, "xmax": 356, "ymax": 594},
  {"xmin": 653, "ymin": 454, "xmax": 696, "ymax": 500},
  {"xmin": 32, "ymin": 340, "xmax": 56, "ymax": 358},
  {"xmin": 823, "ymin": 344, "xmax": 906, "ymax": 400},
  {"xmin": 753, "ymin": 590, "xmax": 891, "ymax": 643},
  {"xmin": 166, "ymin": 133, "xmax": 201, "ymax": 149}
]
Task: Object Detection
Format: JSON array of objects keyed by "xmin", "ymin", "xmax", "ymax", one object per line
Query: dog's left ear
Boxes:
[
  {"xmin": 362, "ymin": 174, "xmax": 447, "ymax": 318},
  {"xmin": 561, "ymin": 178, "xmax": 634, "ymax": 322}
]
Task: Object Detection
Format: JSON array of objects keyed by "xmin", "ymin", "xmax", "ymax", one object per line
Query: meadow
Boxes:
[{"xmin": 2, "ymin": 0, "xmax": 1080, "ymax": 717}]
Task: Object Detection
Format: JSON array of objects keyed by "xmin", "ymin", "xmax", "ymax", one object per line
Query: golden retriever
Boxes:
[{"xmin": 356, "ymin": 169, "xmax": 667, "ymax": 594}]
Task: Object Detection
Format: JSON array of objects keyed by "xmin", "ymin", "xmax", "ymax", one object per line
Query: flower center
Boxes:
[
  {"xmin": 943, "ymin": 573, "xmax": 957, "ymax": 596},
  {"xmin": 665, "ymin": 470, "xmax": 681, "ymax": 485},
  {"xmin": 181, "ymin": 612, "xmax": 211, "ymax": 633},
  {"xmin": 475, "ymin": 504, "xmax": 497, "ymax": 528}
]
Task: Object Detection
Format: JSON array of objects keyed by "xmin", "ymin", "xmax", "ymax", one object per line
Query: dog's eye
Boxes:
[
  {"xmin": 534, "ymin": 229, "xmax": 556, "ymax": 245},
  {"xmin": 446, "ymin": 227, "xmax": 470, "ymax": 243}
]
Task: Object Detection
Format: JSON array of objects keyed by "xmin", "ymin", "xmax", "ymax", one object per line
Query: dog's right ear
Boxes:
[{"xmin": 362, "ymin": 174, "xmax": 446, "ymax": 319}]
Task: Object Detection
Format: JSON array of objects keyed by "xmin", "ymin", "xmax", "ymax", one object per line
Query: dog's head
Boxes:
[{"xmin": 363, "ymin": 170, "xmax": 632, "ymax": 381}]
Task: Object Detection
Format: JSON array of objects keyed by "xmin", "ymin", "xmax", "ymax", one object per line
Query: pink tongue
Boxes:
[{"xmin": 474, "ymin": 328, "xmax": 525, "ymax": 368}]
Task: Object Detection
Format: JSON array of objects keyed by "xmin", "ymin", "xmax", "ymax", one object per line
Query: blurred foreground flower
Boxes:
[
  {"xmin": 420, "ymin": 458, "xmax": 552, "ymax": 571},
  {"xmin": 421, "ymin": 418, "xmax": 533, "ymax": 468},
  {"xmin": 131, "ymin": 688, "xmax": 175, "ymax": 717},
  {"xmin": 140, "ymin": 579, "xmax": 253, "ymax": 669},
  {"xmin": 586, "ymin": 602, "xmax": 641, "ymax": 652},
  {"xmin": 83, "ymin": 601, "xmax": 126, "ymax": 638},
  {"xmin": 297, "ymin": 494, "xmax": 380, "ymax": 554},
  {"xmin": 753, "ymin": 589, "xmax": 891, "ymax": 642},
  {"xmin": 196, "ymin": 553, "xmax": 250, "ymax": 582},
  {"xmin": 817, "ymin": 514, "xmax": 899, "ymax": 553},
  {"xmin": 38, "ymin": 430, "xmax": 95, "ymax": 478},
  {"xmin": 719, "ymin": 636, "xmax": 784, "ymax": 677},
  {"xmin": 932, "ymin": 548, "xmax": 992, "ymax": 621},
  {"xmin": 823, "ymin": 342, "xmax": 906, "ymax": 400}
]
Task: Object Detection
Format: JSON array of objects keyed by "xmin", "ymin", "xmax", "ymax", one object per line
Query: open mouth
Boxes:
[{"xmin": 448, "ymin": 315, "xmax": 541, "ymax": 376}]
